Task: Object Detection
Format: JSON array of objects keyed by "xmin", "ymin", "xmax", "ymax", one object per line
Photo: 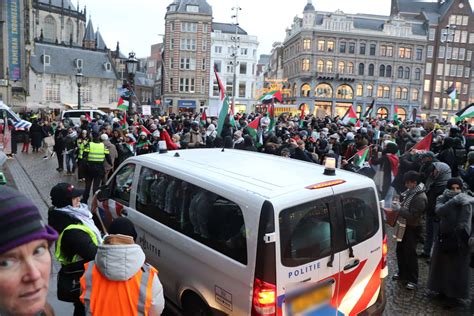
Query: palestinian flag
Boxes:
[
  {"xmin": 120, "ymin": 113, "xmax": 128, "ymax": 130},
  {"xmin": 217, "ymin": 96, "xmax": 230, "ymax": 137},
  {"xmin": 342, "ymin": 106, "xmax": 358, "ymax": 125},
  {"xmin": 200, "ymin": 110, "xmax": 207, "ymax": 126},
  {"xmin": 393, "ymin": 105, "xmax": 401, "ymax": 125},
  {"xmin": 354, "ymin": 147, "xmax": 370, "ymax": 167},
  {"xmin": 117, "ymin": 97, "xmax": 129, "ymax": 110},
  {"xmin": 246, "ymin": 117, "xmax": 261, "ymax": 139},
  {"xmin": 355, "ymin": 120, "xmax": 361, "ymax": 128},
  {"xmin": 85, "ymin": 113, "xmax": 92, "ymax": 123},
  {"xmin": 267, "ymin": 102, "xmax": 276, "ymax": 132},
  {"xmin": 446, "ymin": 83, "xmax": 457, "ymax": 106},
  {"xmin": 299, "ymin": 107, "xmax": 305, "ymax": 128},
  {"xmin": 363, "ymin": 100, "xmax": 375, "ymax": 119},
  {"xmin": 412, "ymin": 131, "xmax": 433, "ymax": 151},
  {"xmin": 455, "ymin": 103, "xmax": 474, "ymax": 122},
  {"xmin": 140, "ymin": 125, "xmax": 151, "ymax": 136},
  {"xmin": 229, "ymin": 110, "xmax": 238, "ymax": 129},
  {"xmin": 259, "ymin": 90, "xmax": 283, "ymax": 103}
]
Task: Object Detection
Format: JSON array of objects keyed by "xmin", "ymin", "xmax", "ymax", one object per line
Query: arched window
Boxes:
[
  {"xmin": 367, "ymin": 85, "xmax": 373, "ymax": 97},
  {"xmin": 66, "ymin": 19, "xmax": 74, "ymax": 42},
  {"xmin": 357, "ymin": 84, "xmax": 363, "ymax": 96},
  {"xmin": 415, "ymin": 68, "xmax": 421, "ymax": 80},
  {"xmin": 386, "ymin": 65, "xmax": 392, "ymax": 77},
  {"xmin": 377, "ymin": 86, "xmax": 383, "ymax": 98},
  {"xmin": 317, "ymin": 60, "xmax": 324, "ymax": 72},
  {"xmin": 368, "ymin": 64, "xmax": 374, "ymax": 76},
  {"xmin": 398, "ymin": 66, "xmax": 404, "ymax": 78},
  {"xmin": 336, "ymin": 84, "xmax": 354, "ymax": 99},
  {"xmin": 358, "ymin": 63, "xmax": 365, "ymax": 75},
  {"xmin": 338, "ymin": 61, "xmax": 345, "ymax": 73},
  {"xmin": 412, "ymin": 88, "xmax": 419, "ymax": 101},
  {"xmin": 377, "ymin": 107, "xmax": 389, "ymax": 119},
  {"xmin": 379, "ymin": 65, "xmax": 385, "ymax": 77},
  {"xmin": 347, "ymin": 62, "xmax": 354, "ymax": 74},
  {"xmin": 292, "ymin": 83, "xmax": 297, "ymax": 97},
  {"xmin": 402, "ymin": 88, "xmax": 408, "ymax": 100},
  {"xmin": 315, "ymin": 83, "xmax": 333, "ymax": 98},
  {"xmin": 397, "ymin": 107, "xmax": 407, "ymax": 121},
  {"xmin": 396, "ymin": 87, "xmax": 402, "ymax": 99},
  {"xmin": 44, "ymin": 16, "xmax": 56, "ymax": 41},
  {"xmin": 302, "ymin": 59, "xmax": 310, "ymax": 71},
  {"xmin": 327, "ymin": 60, "xmax": 334, "ymax": 72},
  {"xmin": 405, "ymin": 67, "xmax": 410, "ymax": 79},
  {"xmin": 383, "ymin": 86, "xmax": 390, "ymax": 98},
  {"xmin": 301, "ymin": 83, "xmax": 311, "ymax": 97}
]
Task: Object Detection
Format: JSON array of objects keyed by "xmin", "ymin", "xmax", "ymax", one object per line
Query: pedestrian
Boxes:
[
  {"xmin": 64, "ymin": 127, "xmax": 78, "ymax": 176},
  {"xmin": 100, "ymin": 133, "xmax": 117, "ymax": 182},
  {"xmin": 48, "ymin": 183, "xmax": 102, "ymax": 316},
  {"xmin": 460, "ymin": 151, "xmax": 474, "ymax": 191},
  {"xmin": 0, "ymin": 187, "xmax": 58, "ymax": 316},
  {"xmin": 76, "ymin": 130, "xmax": 89, "ymax": 182},
  {"xmin": 392, "ymin": 171, "xmax": 427, "ymax": 290},
  {"xmin": 80, "ymin": 218, "xmax": 165, "ymax": 315},
  {"xmin": 372, "ymin": 141, "xmax": 399, "ymax": 208},
  {"xmin": 136, "ymin": 132, "xmax": 152, "ymax": 155},
  {"xmin": 428, "ymin": 178, "xmax": 474, "ymax": 309},
  {"xmin": 81, "ymin": 132, "xmax": 112, "ymax": 203},
  {"xmin": 42, "ymin": 121, "xmax": 55, "ymax": 160},
  {"xmin": 53, "ymin": 122, "xmax": 67, "ymax": 172},
  {"xmin": 29, "ymin": 119, "xmax": 43, "ymax": 152}
]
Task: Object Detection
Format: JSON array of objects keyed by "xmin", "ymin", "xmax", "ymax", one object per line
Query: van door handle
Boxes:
[
  {"xmin": 121, "ymin": 209, "xmax": 128, "ymax": 217},
  {"xmin": 343, "ymin": 259, "xmax": 360, "ymax": 271}
]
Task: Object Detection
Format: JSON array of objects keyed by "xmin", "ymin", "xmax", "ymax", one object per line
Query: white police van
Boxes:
[
  {"xmin": 61, "ymin": 109, "xmax": 106, "ymax": 126},
  {"xmin": 0, "ymin": 101, "xmax": 31, "ymax": 130},
  {"xmin": 94, "ymin": 149, "xmax": 387, "ymax": 315}
]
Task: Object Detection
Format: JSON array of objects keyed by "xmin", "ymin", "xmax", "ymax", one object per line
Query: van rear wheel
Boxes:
[{"xmin": 182, "ymin": 293, "xmax": 211, "ymax": 316}]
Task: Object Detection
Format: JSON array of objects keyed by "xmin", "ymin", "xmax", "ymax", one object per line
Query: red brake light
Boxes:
[
  {"xmin": 252, "ymin": 278, "xmax": 276, "ymax": 316},
  {"xmin": 382, "ymin": 234, "xmax": 388, "ymax": 269}
]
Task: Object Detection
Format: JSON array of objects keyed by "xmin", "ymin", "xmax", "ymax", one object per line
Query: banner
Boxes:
[
  {"xmin": 7, "ymin": 0, "xmax": 22, "ymax": 80},
  {"xmin": 142, "ymin": 105, "xmax": 151, "ymax": 116}
]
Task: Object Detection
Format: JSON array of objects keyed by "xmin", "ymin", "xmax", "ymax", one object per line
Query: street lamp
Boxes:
[
  {"xmin": 439, "ymin": 24, "xmax": 456, "ymax": 120},
  {"xmin": 126, "ymin": 52, "xmax": 138, "ymax": 115},
  {"xmin": 75, "ymin": 69, "xmax": 83, "ymax": 110}
]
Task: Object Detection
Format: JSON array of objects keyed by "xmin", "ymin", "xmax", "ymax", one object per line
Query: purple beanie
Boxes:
[{"xmin": 0, "ymin": 187, "xmax": 58, "ymax": 254}]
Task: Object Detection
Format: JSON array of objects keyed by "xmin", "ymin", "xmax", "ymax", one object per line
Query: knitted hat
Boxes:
[
  {"xmin": 50, "ymin": 183, "xmax": 85, "ymax": 208},
  {"xmin": 0, "ymin": 187, "xmax": 57, "ymax": 254},
  {"xmin": 108, "ymin": 218, "xmax": 137, "ymax": 241},
  {"xmin": 447, "ymin": 178, "xmax": 463, "ymax": 190},
  {"xmin": 100, "ymin": 134, "xmax": 109, "ymax": 141}
]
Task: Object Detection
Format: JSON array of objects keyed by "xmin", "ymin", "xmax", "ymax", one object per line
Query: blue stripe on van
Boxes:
[{"xmin": 305, "ymin": 305, "xmax": 344, "ymax": 316}]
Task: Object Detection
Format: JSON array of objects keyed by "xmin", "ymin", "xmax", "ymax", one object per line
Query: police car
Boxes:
[{"xmin": 93, "ymin": 149, "xmax": 387, "ymax": 315}]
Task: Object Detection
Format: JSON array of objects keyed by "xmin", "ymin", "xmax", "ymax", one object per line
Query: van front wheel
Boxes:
[{"xmin": 182, "ymin": 293, "xmax": 211, "ymax": 316}]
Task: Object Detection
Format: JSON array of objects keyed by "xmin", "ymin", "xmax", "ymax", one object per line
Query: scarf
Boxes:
[
  {"xmin": 55, "ymin": 204, "xmax": 103, "ymax": 244},
  {"xmin": 401, "ymin": 182, "xmax": 425, "ymax": 210}
]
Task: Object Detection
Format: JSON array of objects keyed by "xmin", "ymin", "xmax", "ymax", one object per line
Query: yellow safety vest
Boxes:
[
  {"xmin": 55, "ymin": 224, "xmax": 99, "ymax": 265},
  {"xmin": 85, "ymin": 142, "xmax": 109, "ymax": 162}
]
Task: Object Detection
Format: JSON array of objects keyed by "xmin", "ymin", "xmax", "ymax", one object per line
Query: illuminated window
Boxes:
[
  {"xmin": 303, "ymin": 39, "xmax": 311, "ymax": 50},
  {"xmin": 302, "ymin": 59, "xmax": 310, "ymax": 71},
  {"xmin": 317, "ymin": 60, "xmax": 324, "ymax": 72},
  {"xmin": 326, "ymin": 60, "xmax": 334, "ymax": 72},
  {"xmin": 367, "ymin": 85, "xmax": 373, "ymax": 97},
  {"xmin": 336, "ymin": 84, "xmax": 354, "ymax": 99},
  {"xmin": 347, "ymin": 62, "xmax": 354, "ymax": 74},
  {"xmin": 377, "ymin": 107, "xmax": 389, "ymax": 119},
  {"xmin": 412, "ymin": 89, "xmax": 419, "ymax": 101},
  {"xmin": 357, "ymin": 84, "xmax": 363, "ymax": 96},
  {"xmin": 338, "ymin": 61, "xmax": 345, "ymax": 73},
  {"xmin": 315, "ymin": 83, "xmax": 333, "ymax": 98},
  {"xmin": 301, "ymin": 84, "xmax": 311, "ymax": 97}
]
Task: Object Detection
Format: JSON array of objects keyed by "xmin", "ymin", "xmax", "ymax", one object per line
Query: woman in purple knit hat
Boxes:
[{"xmin": 0, "ymin": 187, "xmax": 58, "ymax": 316}]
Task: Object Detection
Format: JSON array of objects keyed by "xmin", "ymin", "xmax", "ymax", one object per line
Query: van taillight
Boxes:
[
  {"xmin": 252, "ymin": 278, "xmax": 276, "ymax": 316},
  {"xmin": 382, "ymin": 234, "xmax": 388, "ymax": 269}
]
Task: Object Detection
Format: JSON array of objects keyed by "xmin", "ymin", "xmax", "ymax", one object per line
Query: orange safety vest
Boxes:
[{"xmin": 80, "ymin": 261, "xmax": 158, "ymax": 316}]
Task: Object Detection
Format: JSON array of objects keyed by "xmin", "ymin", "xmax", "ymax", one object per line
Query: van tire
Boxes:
[{"xmin": 182, "ymin": 292, "xmax": 211, "ymax": 316}]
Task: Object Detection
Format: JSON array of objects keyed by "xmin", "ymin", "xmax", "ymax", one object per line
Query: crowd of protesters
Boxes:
[{"xmin": 3, "ymin": 107, "xmax": 474, "ymax": 309}]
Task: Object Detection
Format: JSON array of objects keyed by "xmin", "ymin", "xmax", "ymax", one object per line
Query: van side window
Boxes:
[
  {"xmin": 111, "ymin": 164, "xmax": 135, "ymax": 205},
  {"xmin": 65, "ymin": 112, "xmax": 83, "ymax": 118},
  {"xmin": 136, "ymin": 166, "xmax": 247, "ymax": 264},
  {"xmin": 339, "ymin": 188, "xmax": 379, "ymax": 246},
  {"xmin": 280, "ymin": 200, "xmax": 332, "ymax": 267}
]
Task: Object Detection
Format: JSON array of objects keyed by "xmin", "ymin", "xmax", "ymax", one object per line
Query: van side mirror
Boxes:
[{"xmin": 96, "ymin": 185, "xmax": 111, "ymax": 202}]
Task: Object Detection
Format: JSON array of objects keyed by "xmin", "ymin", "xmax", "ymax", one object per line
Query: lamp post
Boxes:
[
  {"xmin": 439, "ymin": 24, "xmax": 456, "ymax": 120},
  {"xmin": 126, "ymin": 52, "xmax": 138, "ymax": 116},
  {"xmin": 75, "ymin": 69, "xmax": 83, "ymax": 110},
  {"xmin": 231, "ymin": 6, "xmax": 241, "ymax": 114}
]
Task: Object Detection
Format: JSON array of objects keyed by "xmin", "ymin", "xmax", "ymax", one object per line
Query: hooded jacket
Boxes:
[{"xmin": 91, "ymin": 237, "xmax": 165, "ymax": 315}]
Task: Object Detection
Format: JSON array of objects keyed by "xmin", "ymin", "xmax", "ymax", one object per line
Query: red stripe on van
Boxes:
[
  {"xmin": 115, "ymin": 203, "xmax": 124, "ymax": 216},
  {"xmin": 334, "ymin": 259, "xmax": 367, "ymax": 307},
  {"xmin": 348, "ymin": 259, "xmax": 382, "ymax": 316}
]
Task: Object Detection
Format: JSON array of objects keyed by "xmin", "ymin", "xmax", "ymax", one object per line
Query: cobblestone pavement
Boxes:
[{"xmin": 5, "ymin": 149, "xmax": 474, "ymax": 315}]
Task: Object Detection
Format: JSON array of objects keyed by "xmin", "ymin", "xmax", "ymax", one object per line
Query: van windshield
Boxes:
[{"xmin": 279, "ymin": 199, "xmax": 333, "ymax": 267}]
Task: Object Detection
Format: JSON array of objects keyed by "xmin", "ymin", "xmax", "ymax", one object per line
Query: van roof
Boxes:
[{"xmin": 130, "ymin": 149, "xmax": 374, "ymax": 200}]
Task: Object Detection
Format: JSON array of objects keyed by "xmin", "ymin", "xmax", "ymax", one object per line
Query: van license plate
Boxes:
[{"xmin": 288, "ymin": 284, "xmax": 332, "ymax": 315}]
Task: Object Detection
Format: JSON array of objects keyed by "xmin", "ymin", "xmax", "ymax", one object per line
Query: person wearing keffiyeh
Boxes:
[{"xmin": 392, "ymin": 171, "xmax": 427, "ymax": 290}]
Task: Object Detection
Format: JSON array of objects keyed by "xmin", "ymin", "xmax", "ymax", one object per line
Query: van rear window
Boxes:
[{"xmin": 279, "ymin": 200, "xmax": 333, "ymax": 267}]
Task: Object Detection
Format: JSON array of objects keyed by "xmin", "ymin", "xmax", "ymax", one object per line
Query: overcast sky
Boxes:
[{"xmin": 80, "ymin": 0, "xmax": 472, "ymax": 58}]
